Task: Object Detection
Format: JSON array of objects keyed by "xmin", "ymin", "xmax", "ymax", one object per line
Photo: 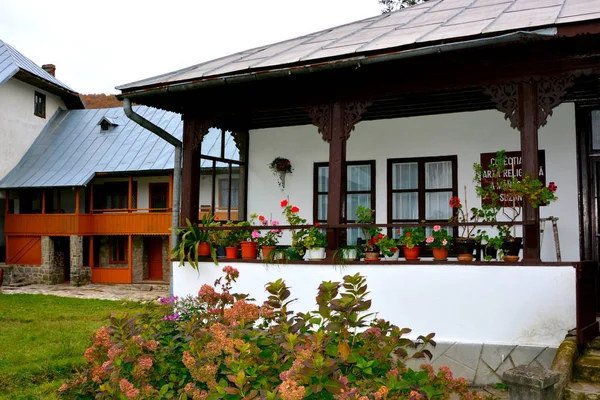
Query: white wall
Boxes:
[
  {"xmin": 248, "ymin": 104, "xmax": 578, "ymax": 261},
  {"xmin": 0, "ymin": 78, "xmax": 66, "ymax": 180},
  {"xmin": 174, "ymin": 261, "xmax": 576, "ymax": 347}
]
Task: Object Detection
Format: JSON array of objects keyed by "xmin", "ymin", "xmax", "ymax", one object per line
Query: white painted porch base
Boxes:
[{"xmin": 173, "ymin": 261, "xmax": 574, "ymax": 384}]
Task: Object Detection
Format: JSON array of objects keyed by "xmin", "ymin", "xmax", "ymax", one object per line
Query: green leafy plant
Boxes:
[
  {"xmin": 172, "ymin": 217, "xmax": 218, "ymax": 268},
  {"xmin": 303, "ymin": 224, "xmax": 328, "ymax": 250},
  {"xmin": 281, "ymin": 199, "xmax": 309, "ymax": 256},
  {"xmin": 355, "ymin": 206, "xmax": 382, "ymax": 252},
  {"xmin": 375, "ymin": 234, "xmax": 399, "ymax": 256},
  {"xmin": 59, "ymin": 267, "xmax": 483, "ymax": 400},
  {"xmin": 397, "ymin": 226, "xmax": 425, "ymax": 249}
]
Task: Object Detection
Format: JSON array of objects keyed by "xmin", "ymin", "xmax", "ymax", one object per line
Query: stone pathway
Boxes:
[{"xmin": 0, "ymin": 283, "xmax": 169, "ymax": 302}]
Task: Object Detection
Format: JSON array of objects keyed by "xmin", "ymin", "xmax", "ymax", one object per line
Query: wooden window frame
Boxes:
[
  {"xmin": 34, "ymin": 91, "xmax": 46, "ymax": 118},
  {"xmin": 109, "ymin": 236, "xmax": 128, "ymax": 264},
  {"xmin": 386, "ymin": 155, "xmax": 458, "ymax": 234},
  {"xmin": 313, "ymin": 160, "xmax": 376, "ymax": 224},
  {"xmin": 149, "ymin": 183, "xmax": 169, "ymax": 212}
]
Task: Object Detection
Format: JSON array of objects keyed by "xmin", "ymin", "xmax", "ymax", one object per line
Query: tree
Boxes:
[
  {"xmin": 80, "ymin": 94, "xmax": 122, "ymax": 109},
  {"xmin": 378, "ymin": 0, "xmax": 429, "ymax": 13}
]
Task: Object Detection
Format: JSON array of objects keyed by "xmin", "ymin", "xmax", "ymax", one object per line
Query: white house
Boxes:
[
  {"xmin": 113, "ymin": 0, "xmax": 600, "ymax": 385},
  {"xmin": 0, "ymin": 40, "xmax": 84, "ymax": 263}
]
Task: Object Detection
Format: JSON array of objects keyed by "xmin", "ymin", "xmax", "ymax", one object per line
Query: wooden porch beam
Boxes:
[
  {"xmin": 181, "ymin": 118, "xmax": 212, "ymax": 224},
  {"xmin": 41, "ymin": 190, "xmax": 46, "ymax": 214},
  {"xmin": 127, "ymin": 176, "xmax": 133, "ymax": 213},
  {"xmin": 75, "ymin": 187, "xmax": 80, "ymax": 215},
  {"xmin": 519, "ymin": 81, "xmax": 541, "ymax": 262}
]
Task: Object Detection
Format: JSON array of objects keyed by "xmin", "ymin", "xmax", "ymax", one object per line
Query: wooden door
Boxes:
[{"xmin": 147, "ymin": 237, "xmax": 163, "ymax": 281}]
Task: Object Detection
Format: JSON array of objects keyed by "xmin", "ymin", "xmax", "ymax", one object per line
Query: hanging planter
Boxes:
[{"xmin": 269, "ymin": 157, "xmax": 293, "ymax": 190}]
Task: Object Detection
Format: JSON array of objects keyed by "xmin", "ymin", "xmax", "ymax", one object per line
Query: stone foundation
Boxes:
[
  {"xmin": 39, "ymin": 236, "xmax": 63, "ymax": 284},
  {"xmin": 406, "ymin": 341, "xmax": 558, "ymax": 385},
  {"xmin": 133, "ymin": 236, "xmax": 144, "ymax": 283},
  {"xmin": 70, "ymin": 235, "xmax": 90, "ymax": 286}
]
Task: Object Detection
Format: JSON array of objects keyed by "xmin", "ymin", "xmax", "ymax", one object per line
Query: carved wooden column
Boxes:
[
  {"xmin": 309, "ymin": 101, "xmax": 370, "ymax": 254},
  {"xmin": 181, "ymin": 118, "xmax": 211, "ymax": 224},
  {"xmin": 231, "ymin": 129, "xmax": 249, "ymax": 220},
  {"xmin": 485, "ymin": 75, "xmax": 575, "ymax": 262}
]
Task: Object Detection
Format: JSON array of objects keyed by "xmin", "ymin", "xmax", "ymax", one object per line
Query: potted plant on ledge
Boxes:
[
  {"xmin": 426, "ymin": 225, "xmax": 452, "ymax": 261},
  {"xmin": 376, "ymin": 234, "xmax": 399, "ymax": 260},
  {"xmin": 398, "ymin": 227, "xmax": 425, "ymax": 261},
  {"xmin": 355, "ymin": 206, "xmax": 383, "ymax": 261},
  {"xmin": 304, "ymin": 224, "xmax": 328, "ymax": 260},
  {"xmin": 255, "ymin": 215, "xmax": 282, "ymax": 261}
]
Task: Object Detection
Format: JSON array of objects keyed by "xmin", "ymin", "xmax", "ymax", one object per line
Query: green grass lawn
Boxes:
[{"xmin": 0, "ymin": 293, "xmax": 154, "ymax": 400}]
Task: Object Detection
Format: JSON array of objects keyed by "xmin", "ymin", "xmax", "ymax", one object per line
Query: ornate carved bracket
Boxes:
[
  {"xmin": 483, "ymin": 74, "xmax": 576, "ymax": 130},
  {"xmin": 183, "ymin": 119, "xmax": 213, "ymax": 151},
  {"xmin": 231, "ymin": 130, "xmax": 248, "ymax": 155},
  {"xmin": 308, "ymin": 101, "xmax": 372, "ymax": 143}
]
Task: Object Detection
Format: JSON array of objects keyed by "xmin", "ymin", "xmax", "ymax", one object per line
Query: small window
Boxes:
[
  {"xmin": 34, "ymin": 92, "xmax": 46, "ymax": 118},
  {"xmin": 109, "ymin": 237, "xmax": 128, "ymax": 264},
  {"xmin": 219, "ymin": 179, "xmax": 239, "ymax": 208}
]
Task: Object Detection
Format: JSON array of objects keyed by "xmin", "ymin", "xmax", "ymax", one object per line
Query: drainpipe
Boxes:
[{"xmin": 123, "ymin": 98, "xmax": 182, "ymax": 296}]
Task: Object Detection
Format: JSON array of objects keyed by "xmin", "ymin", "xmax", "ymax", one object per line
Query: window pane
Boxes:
[
  {"xmin": 347, "ymin": 165, "xmax": 371, "ymax": 191},
  {"xmin": 318, "ymin": 194, "xmax": 328, "ymax": 221},
  {"xmin": 425, "ymin": 161, "xmax": 452, "ymax": 189},
  {"xmin": 347, "ymin": 228, "xmax": 362, "ymax": 247},
  {"xmin": 392, "ymin": 192, "xmax": 418, "ymax": 220},
  {"xmin": 318, "ymin": 166, "xmax": 329, "ymax": 192},
  {"xmin": 224, "ymin": 131, "xmax": 241, "ymax": 161},
  {"xmin": 347, "ymin": 194, "xmax": 371, "ymax": 220},
  {"xmin": 425, "ymin": 191, "xmax": 452, "ymax": 220},
  {"xmin": 200, "ymin": 128, "xmax": 221, "ymax": 157},
  {"xmin": 392, "ymin": 163, "xmax": 418, "ymax": 190},
  {"xmin": 592, "ymin": 110, "xmax": 600, "ymax": 150}
]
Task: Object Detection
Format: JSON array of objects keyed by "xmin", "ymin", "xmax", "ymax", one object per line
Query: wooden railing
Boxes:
[{"xmin": 5, "ymin": 213, "xmax": 172, "ymax": 236}]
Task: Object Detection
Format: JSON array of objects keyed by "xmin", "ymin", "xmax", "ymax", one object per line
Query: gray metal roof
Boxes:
[
  {"xmin": 0, "ymin": 39, "xmax": 77, "ymax": 91},
  {"xmin": 0, "ymin": 106, "xmax": 240, "ymax": 188},
  {"xmin": 117, "ymin": 0, "xmax": 600, "ymax": 92}
]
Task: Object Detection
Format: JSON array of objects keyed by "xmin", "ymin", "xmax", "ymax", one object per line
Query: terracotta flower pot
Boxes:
[
  {"xmin": 432, "ymin": 247, "xmax": 448, "ymax": 261},
  {"xmin": 364, "ymin": 251, "xmax": 380, "ymax": 261},
  {"xmin": 261, "ymin": 245, "xmax": 277, "ymax": 261},
  {"xmin": 240, "ymin": 241, "xmax": 258, "ymax": 259},
  {"xmin": 225, "ymin": 246, "xmax": 238, "ymax": 259},
  {"xmin": 197, "ymin": 241, "xmax": 210, "ymax": 256},
  {"xmin": 403, "ymin": 246, "xmax": 420, "ymax": 261}
]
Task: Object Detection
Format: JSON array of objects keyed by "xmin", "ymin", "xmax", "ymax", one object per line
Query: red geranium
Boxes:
[
  {"xmin": 281, "ymin": 200, "xmax": 288, "ymax": 207},
  {"xmin": 259, "ymin": 215, "xmax": 265, "ymax": 221},
  {"xmin": 548, "ymin": 182, "xmax": 557, "ymax": 192},
  {"xmin": 449, "ymin": 196, "xmax": 461, "ymax": 208},
  {"xmin": 291, "ymin": 206, "xmax": 300, "ymax": 213},
  {"xmin": 314, "ymin": 222, "xmax": 319, "ymax": 227}
]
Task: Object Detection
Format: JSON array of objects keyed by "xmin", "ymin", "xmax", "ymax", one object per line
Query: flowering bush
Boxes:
[
  {"xmin": 425, "ymin": 225, "xmax": 452, "ymax": 249},
  {"xmin": 59, "ymin": 267, "xmax": 483, "ymax": 400},
  {"xmin": 255, "ymin": 215, "xmax": 283, "ymax": 247},
  {"xmin": 281, "ymin": 199, "xmax": 309, "ymax": 253},
  {"xmin": 397, "ymin": 227, "xmax": 425, "ymax": 249}
]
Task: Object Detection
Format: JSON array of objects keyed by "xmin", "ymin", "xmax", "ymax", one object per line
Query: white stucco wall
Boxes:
[
  {"xmin": 247, "ymin": 104, "xmax": 578, "ymax": 262},
  {"xmin": 0, "ymin": 78, "xmax": 66, "ymax": 180},
  {"xmin": 174, "ymin": 261, "xmax": 576, "ymax": 347}
]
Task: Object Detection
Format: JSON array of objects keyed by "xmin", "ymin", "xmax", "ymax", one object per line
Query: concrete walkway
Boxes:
[{"xmin": 0, "ymin": 283, "xmax": 169, "ymax": 301}]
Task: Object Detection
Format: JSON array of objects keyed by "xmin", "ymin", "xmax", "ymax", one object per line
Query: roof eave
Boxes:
[{"xmin": 117, "ymin": 29, "xmax": 557, "ymax": 101}]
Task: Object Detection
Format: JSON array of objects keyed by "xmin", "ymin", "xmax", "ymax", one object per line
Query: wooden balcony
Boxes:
[{"xmin": 5, "ymin": 212, "xmax": 172, "ymax": 236}]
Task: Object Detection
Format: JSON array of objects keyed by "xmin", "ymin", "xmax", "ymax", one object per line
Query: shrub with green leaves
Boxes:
[{"xmin": 59, "ymin": 267, "xmax": 483, "ymax": 400}]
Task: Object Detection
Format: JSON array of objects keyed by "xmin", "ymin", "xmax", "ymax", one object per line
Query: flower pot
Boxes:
[
  {"xmin": 403, "ymin": 246, "xmax": 420, "ymax": 261},
  {"xmin": 502, "ymin": 237, "xmax": 522, "ymax": 257},
  {"xmin": 240, "ymin": 241, "xmax": 258, "ymax": 259},
  {"xmin": 261, "ymin": 245, "xmax": 277, "ymax": 261},
  {"xmin": 216, "ymin": 246, "xmax": 226, "ymax": 258},
  {"xmin": 225, "ymin": 246, "xmax": 238, "ymax": 259},
  {"xmin": 307, "ymin": 247, "xmax": 326, "ymax": 260},
  {"xmin": 432, "ymin": 247, "xmax": 448, "ymax": 261},
  {"xmin": 364, "ymin": 251, "xmax": 380, "ymax": 261},
  {"xmin": 383, "ymin": 249, "xmax": 400, "ymax": 261},
  {"xmin": 197, "ymin": 241, "xmax": 210, "ymax": 257},
  {"xmin": 453, "ymin": 238, "xmax": 475, "ymax": 257},
  {"xmin": 341, "ymin": 248, "xmax": 357, "ymax": 261},
  {"xmin": 504, "ymin": 255, "xmax": 520, "ymax": 262}
]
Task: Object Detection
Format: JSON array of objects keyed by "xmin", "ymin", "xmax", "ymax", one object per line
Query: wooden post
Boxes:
[
  {"xmin": 89, "ymin": 236, "xmax": 94, "ymax": 267},
  {"xmin": 519, "ymin": 81, "xmax": 541, "ymax": 262},
  {"xmin": 90, "ymin": 184, "xmax": 94, "ymax": 214},
  {"xmin": 75, "ymin": 187, "xmax": 80, "ymax": 215},
  {"xmin": 41, "ymin": 190, "xmax": 46, "ymax": 214},
  {"xmin": 128, "ymin": 235, "xmax": 133, "ymax": 283},
  {"xmin": 168, "ymin": 173, "xmax": 173, "ymax": 211},
  {"xmin": 128, "ymin": 176, "xmax": 133, "ymax": 213},
  {"xmin": 5, "ymin": 190, "xmax": 8, "ymax": 214},
  {"xmin": 326, "ymin": 102, "xmax": 347, "ymax": 253}
]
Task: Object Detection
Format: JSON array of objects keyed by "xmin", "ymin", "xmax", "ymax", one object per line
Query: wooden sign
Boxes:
[{"xmin": 479, "ymin": 150, "xmax": 546, "ymax": 207}]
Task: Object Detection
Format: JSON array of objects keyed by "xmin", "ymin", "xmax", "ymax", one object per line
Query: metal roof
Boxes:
[
  {"xmin": 0, "ymin": 106, "xmax": 240, "ymax": 188},
  {"xmin": 0, "ymin": 40, "xmax": 77, "ymax": 91},
  {"xmin": 117, "ymin": 0, "xmax": 600, "ymax": 92}
]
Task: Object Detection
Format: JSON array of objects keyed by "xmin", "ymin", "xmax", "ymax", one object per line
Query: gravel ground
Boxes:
[{"xmin": 0, "ymin": 283, "xmax": 169, "ymax": 301}]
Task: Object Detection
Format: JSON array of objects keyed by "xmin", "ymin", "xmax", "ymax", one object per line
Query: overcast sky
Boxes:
[{"xmin": 0, "ymin": 0, "xmax": 382, "ymax": 94}]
